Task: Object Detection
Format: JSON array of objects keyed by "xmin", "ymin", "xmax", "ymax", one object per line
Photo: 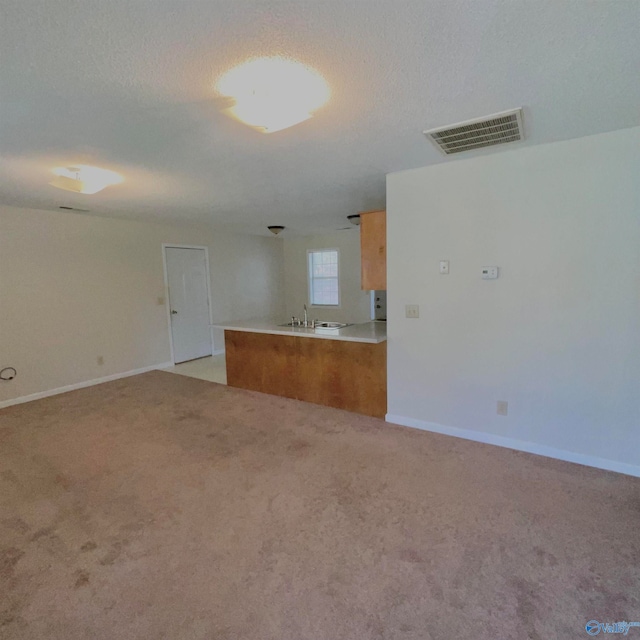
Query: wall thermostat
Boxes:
[{"xmin": 481, "ymin": 266, "xmax": 499, "ymax": 279}]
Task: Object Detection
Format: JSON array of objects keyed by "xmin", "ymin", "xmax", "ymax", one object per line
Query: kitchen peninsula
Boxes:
[{"xmin": 216, "ymin": 321, "xmax": 387, "ymax": 418}]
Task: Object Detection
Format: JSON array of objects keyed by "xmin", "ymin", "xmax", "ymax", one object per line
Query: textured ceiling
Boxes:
[{"xmin": 1, "ymin": 0, "xmax": 639, "ymax": 235}]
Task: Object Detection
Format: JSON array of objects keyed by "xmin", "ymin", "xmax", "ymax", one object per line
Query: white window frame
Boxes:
[{"xmin": 307, "ymin": 248, "xmax": 341, "ymax": 308}]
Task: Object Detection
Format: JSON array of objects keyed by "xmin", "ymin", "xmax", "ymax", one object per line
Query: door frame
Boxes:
[{"xmin": 162, "ymin": 244, "xmax": 214, "ymax": 365}]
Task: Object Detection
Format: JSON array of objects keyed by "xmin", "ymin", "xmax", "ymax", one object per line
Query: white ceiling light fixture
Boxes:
[
  {"xmin": 49, "ymin": 165, "xmax": 124, "ymax": 194},
  {"xmin": 216, "ymin": 56, "xmax": 330, "ymax": 134}
]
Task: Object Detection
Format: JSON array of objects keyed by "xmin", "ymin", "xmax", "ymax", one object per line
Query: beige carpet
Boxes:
[{"xmin": 1, "ymin": 371, "xmax": 639, "ymax": 639}]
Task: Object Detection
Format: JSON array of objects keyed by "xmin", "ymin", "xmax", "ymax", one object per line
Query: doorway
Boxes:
[{"xmin": 163, "ymin": 245, "xmax": 213, "ymax": 364}]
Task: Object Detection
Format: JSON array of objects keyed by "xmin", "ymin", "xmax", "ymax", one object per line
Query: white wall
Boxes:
[
  {"xmin": 283, "ymin": 229, "xmax": 371, "ymax": 324},
  {"xmin": 0, "ymin": 205, "xmax": 284, "ymax": 404},
  {"xmin": 387, "ymin": 127, "xmax": 640, "ymax": 474}
]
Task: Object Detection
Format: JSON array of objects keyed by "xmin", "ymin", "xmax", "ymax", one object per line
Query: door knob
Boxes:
[{"xmin": 171, "ymin": 309, "xmax": 178, "ymax": 315}]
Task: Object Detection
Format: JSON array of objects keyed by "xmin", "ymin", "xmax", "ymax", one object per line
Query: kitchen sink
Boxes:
[
  {"xmin": 278, "ymin": 321, "xmax": 353, "ymax": 329},
  {"xmin": 315, "ymin": 322, "xmax": 352, "ymax": 329}
]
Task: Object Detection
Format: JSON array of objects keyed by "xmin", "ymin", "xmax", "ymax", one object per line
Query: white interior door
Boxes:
[{"xmin": 165, "ymin": 247, "xmax": 212, "ymax": 364}]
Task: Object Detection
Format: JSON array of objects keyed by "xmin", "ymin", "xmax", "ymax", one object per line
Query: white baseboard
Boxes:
[
  {"xmin": 386, "ymin": 413, "xmax": 640, "ymax": 479},
  {"xmin": 0, "ymin": 362, "xmax": 173, "ymax": 410}
]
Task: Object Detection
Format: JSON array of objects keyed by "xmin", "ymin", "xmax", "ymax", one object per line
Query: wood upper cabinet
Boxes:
[{"xmin": 360, "ymin": 209, "xmax": 386, "ymax": 290}]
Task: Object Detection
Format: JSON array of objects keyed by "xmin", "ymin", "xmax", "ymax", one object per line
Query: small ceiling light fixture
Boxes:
[
  {"xmin": 216, "ymin": 56, "xmax": 330, "ymax": 133},
  {"xmin": 49, "ymin": 165, "xmax": 123, "ymax": 195},
  {"xmin": 347, "ymin": 214, "xmax": 361, "ymax": 226},
  {"xmin": 268, "ymin": 225, "xmax": 285, "ymax": 236}
]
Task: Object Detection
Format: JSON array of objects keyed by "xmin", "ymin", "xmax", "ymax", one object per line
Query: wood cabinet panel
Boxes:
[
  {"xmin": 224, "ymin": 331, "xmax": 387, "ymax": 418},
  {"xmin": 360, "ymin": 209, "xmax": 386, "ymax": 291},
  {"xmin": 225, "ymin": 331, "xmax": 298, "ymax": 399},
  {"xmin": 296, "ymin": 338, "xmax": 387, "ymax": 418}
]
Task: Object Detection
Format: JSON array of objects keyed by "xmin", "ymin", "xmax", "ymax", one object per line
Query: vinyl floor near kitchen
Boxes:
[
  {"xmin": 164, "ymin": 353, "xmax": 227, "ymax": 385},
  {"xmin": 1, "ymin": 370, "xmax": 639, "ymax": 639}
]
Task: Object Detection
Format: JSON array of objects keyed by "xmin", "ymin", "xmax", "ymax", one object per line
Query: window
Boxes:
[{"xmin": 308, "ymin": 249, "xmax": 339, "ymax": 306}]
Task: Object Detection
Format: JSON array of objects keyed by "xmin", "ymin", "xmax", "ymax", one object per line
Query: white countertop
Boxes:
[{"xmin": 214, "ymin": 320, "xmax": 387, "ymax": 344}]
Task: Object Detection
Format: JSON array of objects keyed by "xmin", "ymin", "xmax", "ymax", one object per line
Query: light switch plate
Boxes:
[
  {"xmin": 405, "ymin": 304, "xmax": 420, "ymax": 318},
  {"xmin": 439, "ymin": 260, "xmax": 449, "ymax": 274}
]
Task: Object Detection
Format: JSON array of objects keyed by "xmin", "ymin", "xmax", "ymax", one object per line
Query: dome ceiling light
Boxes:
[
  {"xmin": 49, "ymin": 165, "xmax": 124, "ymax": 195},
  {"xmin": 267, "ymin": 225, "xmax": 285, "ymax": 236},
  {"xmin": 216, "ymin": 57, "xmax": 330, "ymax": 134}
]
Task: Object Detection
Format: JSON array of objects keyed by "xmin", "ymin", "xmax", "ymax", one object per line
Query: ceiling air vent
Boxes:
[{"xmin": 424, "ymin": 108, "xmax": 524, "ymax": 155}]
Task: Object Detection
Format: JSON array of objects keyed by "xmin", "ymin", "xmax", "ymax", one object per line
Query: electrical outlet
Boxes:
[
  {"xmin": 405, "ymin": 304, "xmax": 420, "ymax": 318},
  {"xmin": 97, "ymin": 356, "xmax": 104, "ymax": 366},
  {"xmin": 482, "ymin": 266, "xmax": 499, "ymax": 280},
  {"xmin": 497, "ymin": 400, "xmax": 508, "ymax": 416},
  {"xmin": 439, "ymin": 260, "xmax": 449, "ymax": 274}
]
